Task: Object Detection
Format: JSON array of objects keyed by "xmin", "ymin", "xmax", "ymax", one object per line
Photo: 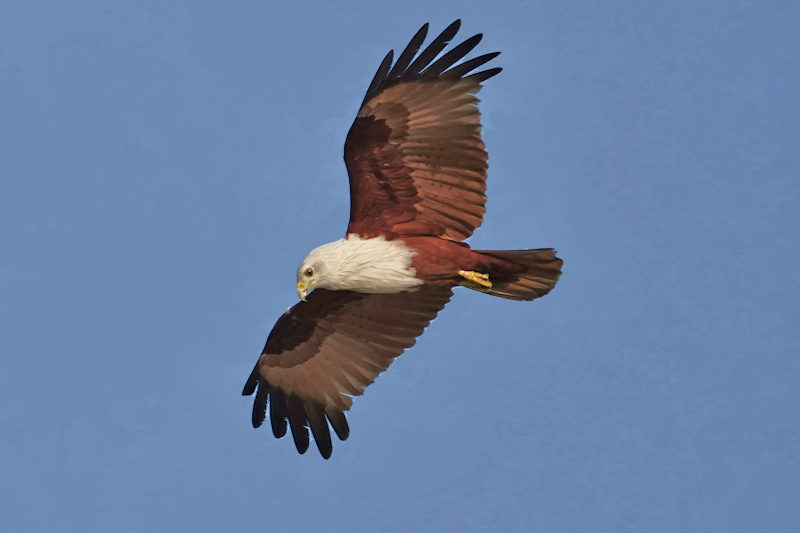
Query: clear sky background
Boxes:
[{"xmin": 2, "ymin": 1, "xmax": 798, "ymax": 531}]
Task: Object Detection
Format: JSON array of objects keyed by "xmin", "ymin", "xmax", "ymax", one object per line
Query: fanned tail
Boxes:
[{"xmin": 473, "ymin": 248, "xmax": 563, "ymax": 301}]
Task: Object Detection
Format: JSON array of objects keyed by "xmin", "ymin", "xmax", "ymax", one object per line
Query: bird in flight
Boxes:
[{"xmin": 243, "ymin": 20, "xmax": 563, "ymax": 458}]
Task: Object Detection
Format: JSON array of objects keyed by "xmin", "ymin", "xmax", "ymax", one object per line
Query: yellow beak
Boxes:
[{"xmin": 297, "ymin": 281, "xmax": 309, "ymax": 302}]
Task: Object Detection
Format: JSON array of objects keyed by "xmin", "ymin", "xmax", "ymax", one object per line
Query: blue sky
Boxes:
[{"xmin": 2, "ymin": 1, "xmax": 798, "ymax": 531}]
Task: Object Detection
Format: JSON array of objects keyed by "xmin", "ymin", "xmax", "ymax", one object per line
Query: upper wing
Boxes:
[
  {"xmin": 344, "ymin": 20, "xmax": 502, "ymax": 241},
  {"xmin": 242, "ymin": 287, "xmax": 452, "ymax": 459}
]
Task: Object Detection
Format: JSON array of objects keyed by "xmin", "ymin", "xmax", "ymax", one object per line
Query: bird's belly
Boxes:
[{"xmin": 404, "ymin": 236, "xmax": 478, "ymax": 283}]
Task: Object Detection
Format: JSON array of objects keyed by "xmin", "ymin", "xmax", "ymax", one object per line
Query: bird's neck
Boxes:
[{"xmin": 314, "ymin": 234, "xmax": 423, "ymax": 293}]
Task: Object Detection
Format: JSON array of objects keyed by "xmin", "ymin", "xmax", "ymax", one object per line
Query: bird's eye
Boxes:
[{"xmin": 305, "ymin": 268, "xmax": 314, "ymax": 277}]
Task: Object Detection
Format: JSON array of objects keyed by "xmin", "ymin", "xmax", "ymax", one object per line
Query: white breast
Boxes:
[{"xmin": 304, "ymin": 234, "xmax": 423, "ymax": 294}]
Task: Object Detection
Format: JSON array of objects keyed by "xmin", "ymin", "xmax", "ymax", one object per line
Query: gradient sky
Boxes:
[{"xmin": 2, "ymin": 1, "xmax": 798, "ymax": 531}]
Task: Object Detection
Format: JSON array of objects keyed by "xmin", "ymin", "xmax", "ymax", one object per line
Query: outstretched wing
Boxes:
[
  {"xmin": 344, "ymin": 20, "xmax": 502, "ymax": 241},
  {"xmin": 242, "ymin": 287, "xmax": 452, "ymax": 459}
]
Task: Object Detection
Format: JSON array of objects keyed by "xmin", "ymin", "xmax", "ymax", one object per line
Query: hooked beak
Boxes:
[{"xmin": 297, "ymin": 280, "xmax": 310, "ymax": 302}]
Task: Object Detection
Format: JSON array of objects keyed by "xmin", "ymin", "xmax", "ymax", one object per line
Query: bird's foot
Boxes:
[{"xmin": 458, "ymin": 270, "xmax": 492, "ymax": 289}]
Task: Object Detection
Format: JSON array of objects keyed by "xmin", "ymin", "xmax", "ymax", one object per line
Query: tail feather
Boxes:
[{"xmin": 474, "ymin": 248, "xmax": 563, "ymax": 301}]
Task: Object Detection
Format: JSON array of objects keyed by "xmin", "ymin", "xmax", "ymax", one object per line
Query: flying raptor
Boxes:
[{"xmin": 243, "ymin": 20, "xmax": 563, "ymax": 458}]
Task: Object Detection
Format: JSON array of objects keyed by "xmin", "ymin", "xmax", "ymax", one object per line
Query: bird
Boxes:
[{"xmin": 242, "ymin": 20, "xmax": 563, "ymax": 459}]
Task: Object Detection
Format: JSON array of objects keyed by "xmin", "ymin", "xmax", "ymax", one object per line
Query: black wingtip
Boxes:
[
  {"xmin": 422, "ymin": 33, "xmax": 483, "ymax": 78},
  {"xmin": 286, "ymin": 396, "xmax": 311, "ymax": 454},
  {"xmin": 304, "ymin": 402, "xmax": 333, "ymax": 459},
  {"xmin": 467, "ymin": 66, "xmax": 503, "ymax": 83},
  {"xmin": 387, "ymin": 22, "xmax": 429, "ymax": 82},
  {"xmin": 271, "ymin": 412, "xmax": 288, "ymax": 439},
  {"xmin": 270, "ymin": 388, "xmax": 288, "ymax": 438},
  {"xmin": 251, "ymin": 384, "xmax": 267, "ymax": 428},
  {"xmin": 406, "ymin": 19, "xmax": 462, "ymax": 77},
  {"xmin": 357, "ymin": 19, "xmax": 501, "ymax": 109},
  {"xmin": 442, "ymin": 51, "xmax": 501, "ymax": 79},
  {"xmin": 242, "ymin": 367, "xmax": 258, "ymax": 396},
  {"xmin": 360, "ymin": 50, "xmax": 394, "ymax": 109},
  {"xmin": 326, "ymin": 409, "xmax": 350, "ymax": 441}
]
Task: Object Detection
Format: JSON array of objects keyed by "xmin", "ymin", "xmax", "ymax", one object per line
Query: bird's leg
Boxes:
[{"xmin": 458, "ymin": 269, "xmax": 492, "ymax": 289}]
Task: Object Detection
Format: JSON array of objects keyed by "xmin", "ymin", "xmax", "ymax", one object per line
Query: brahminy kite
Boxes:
[{"xmin": 243, "ymin": 20, "xmax": 563, "ymax": 458}]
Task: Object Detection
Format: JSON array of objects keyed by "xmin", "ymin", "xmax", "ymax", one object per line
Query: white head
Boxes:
[
  {"xmin": 295, "ymin": 246, "xmax": 328, "ymax": 301},
  {"xmin": 295, "ymin": 234, "xmax": 423, "ymax": 300}
]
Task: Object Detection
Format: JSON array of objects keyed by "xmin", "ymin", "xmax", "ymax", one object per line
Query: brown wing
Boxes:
[
  {"xmin": 242, "ymin": 287, "xmax": 452, "ymax": 459},
  {"xmin": 344, "ymin": 20, "xmax": 502, "ymax": 241}
]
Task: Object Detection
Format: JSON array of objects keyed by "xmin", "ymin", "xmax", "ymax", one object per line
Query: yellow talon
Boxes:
[{"xmin": 458, "ymin": 269, "xmax": 492, "ymax": 289}]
